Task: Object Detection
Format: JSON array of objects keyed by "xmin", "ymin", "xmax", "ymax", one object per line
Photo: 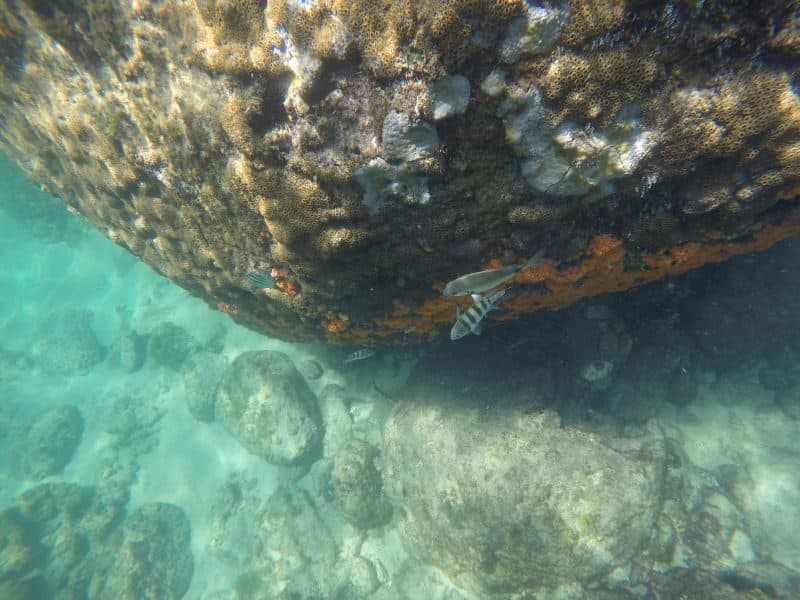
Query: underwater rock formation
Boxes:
[
  {"xmin": 0, "ymin": 1, "xmax": 799, "ymax": 344},
  {"xmin": 330, "ymin": 438, "xmax": 392, "ymax": 530},
  {"xmin": 382, "ymin": 396, "xmax": 667, "ymax": 597},
  {"xmin": 29, "ymin": 310, "xmax": 104, "ymax": 375},
  {"xmin": 101, "ymin": 502, "xmax": 194, "ymax": 600},
  {"xmin": 209, "ymin": 478, "xmax": 382, "ymax": 599},
  {"xmin": 214, "ymin": 350, "xmax": 323, "ymax": 466},
  {"xmin": 21, "ymin": 405, "xmax": 83, "ymax": 480},
  {"xmin": 0, "ymin": 482, "xmax": 132, "ymax": 598},
  {"xmin": 182, "ymin": 350, "xmax": 227, "ymax": 422},
  {"xmin": 146, "ymin": 321, "xmax": 200, "ymax": 371}
]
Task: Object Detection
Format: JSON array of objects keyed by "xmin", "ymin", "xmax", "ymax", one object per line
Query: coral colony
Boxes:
[{"xmin": 0, "ymin": 0, "xmax": 798, "ymax": 348}]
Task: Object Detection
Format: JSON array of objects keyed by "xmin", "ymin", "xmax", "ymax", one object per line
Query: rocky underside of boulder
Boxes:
[{"xmin": 0, "ymin": 0, "xmax": 798, "ymax": 344}]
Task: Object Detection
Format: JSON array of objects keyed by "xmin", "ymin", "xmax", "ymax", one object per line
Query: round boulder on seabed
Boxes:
[
  {"xmin": 215, "ymin": 350, "xmax": 323, "ymax": 466},
  {"xmin": 382, "ymin": 397, "xmax": 667, "ymax": 598}
]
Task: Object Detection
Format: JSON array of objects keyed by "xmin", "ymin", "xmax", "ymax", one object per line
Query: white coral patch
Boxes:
[
  {"xmin": 500, "ymin": 5, "xmax": 566, "ymax": 63},
  {"xmin": 480, "ymin": 69, "xmax": 507, "ymax": 97},
  {"xmin": 355, "ymin": 158, "xmax": 431, "ymax": 214},
  {"xmin": 499, "ymin": 87, "xmax": 657, "ymax": 196},
  {"xmin": 429, "ymin": 75, "xmax": 471, "ymax": 120}
]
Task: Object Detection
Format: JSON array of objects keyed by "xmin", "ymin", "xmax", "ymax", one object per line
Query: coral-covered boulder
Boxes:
[
  {"xmin": 215, "ymin": 350, "xmax": 323, "ymax": 466},
  {"xmin": 382, "ymin": 396, "xmax": 666, "ymax": 597},
  {"xmin": 1, "ymin": 1, "xmax": 798, "ymax": 345}
]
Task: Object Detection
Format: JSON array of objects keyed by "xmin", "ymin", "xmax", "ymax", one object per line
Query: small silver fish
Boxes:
[
  {"xmin": 344, "ymin": 348, "xmax": 376, "ymax": 364},
  {"xmin": 246, "ymin": 269, "xmax": 276, "ymax": 289},
  {"xmin": 450, "ymin": 288, "xmax": 506, "ymax": 340},
  {"xmin": 443, "ymin": 249, "xmax": 545, "ymax": 296}
]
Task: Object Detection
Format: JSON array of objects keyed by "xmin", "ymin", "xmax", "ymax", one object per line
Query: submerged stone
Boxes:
[
  {"xmin": 330, "ymin": 439, "xmax": 392, "ymax": 530},
  {"xmin": 382, "ymin": 397, "xmax": 666, "ymax": 597},
  {"xmin": 29, "ymin": 310, "xmax": 104, "ymax": 376},
  {"xmin": 215, "ymin": 350, "xmax": 323, "ymax": 466},
  {"xmin": 21, "ymin": 405, "xmax": 83, "ymax": 481},
  {"xmin": 100, "ymin": 502, "xmax": 193, "ymax": 600}
]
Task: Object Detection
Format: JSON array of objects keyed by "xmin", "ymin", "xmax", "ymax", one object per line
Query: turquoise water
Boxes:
[{"xmin": 2, "ymin": 149, "xmax": 800, "ymax": 597}]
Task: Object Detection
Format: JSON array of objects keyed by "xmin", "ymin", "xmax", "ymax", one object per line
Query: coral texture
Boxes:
[{"xmin": 0, "ymin": 1, "xmax": 798, "ymax": 344}]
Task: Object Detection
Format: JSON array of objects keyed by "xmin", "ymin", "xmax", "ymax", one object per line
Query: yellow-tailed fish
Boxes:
[{"xmin": 442, "ymin": 249, "xmax": 545, "ymax": 296}]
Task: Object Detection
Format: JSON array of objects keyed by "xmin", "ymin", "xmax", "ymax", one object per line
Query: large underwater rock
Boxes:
[
  {"xmin": 214, "ymin": 350, "xmax": 323, "ymax": 466},
  {"xmin": 382, "ymin": 396, "xmax": 667, "ymax": 598},
  {"xmin": 0, "ymin": 1, "xmax": 799, "ymax": 345}
]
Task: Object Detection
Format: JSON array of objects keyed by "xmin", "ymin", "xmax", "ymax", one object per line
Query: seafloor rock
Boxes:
[
  {"xmin": 29, "ymin": 310, "xmax": 104, "ymax": 375},
  {"xmin": 100, "ymin": 502, "xmax": 194, "ymax": 600},
  {"xmin": 114, "ymin": 330, "xmax": 147, "ymax": 374},
  {"xmin": 2, "ymin": 481, "xmax": 129, "ymax": 598},
  {"xmin": 21, "ymin": 405, "xmax": 83, "ymax": 480},
  {"xmin": 643, "ymin": 567, "xmax": 796, "ymax": 600},
  {"xmin": 182, "ymin": 350, "xmax": 228, "ymax": 423},
  {"xmin": 209, "ymin": 480, "xmax": 343, "ymax": 599},
  {"xmin": 1, "ymin": 2, "xmax": 799, "ymax": 345},
  {"xmin": 330, "ymin": 439, "xmax": 392, "ymax": 530},
  {"xmin": 297, "ymin": 357, "xmax": 324, "ymax": 381},
  {"xmin": 214, "ymin": 350, "xmax": 323, "ymax": 466},
  {"xmin": 0, "ymin": 508, "xmax": 39, "ymax": 582},
  {"xmin": 100, "ymin": 391, "xmax": 164, "ymax": 437},
  {"xmin": 146, "ymin": 321, "xmax": 199, "ymax": 371},
  {"xmin": 382, "ymin": 396, "xmax": 667, "ymax": 597}
]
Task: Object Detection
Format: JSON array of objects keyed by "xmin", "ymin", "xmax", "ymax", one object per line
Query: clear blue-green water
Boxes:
[{"xmin": 2, "ymin": 148, "xmax": 800, "ymax": 599}]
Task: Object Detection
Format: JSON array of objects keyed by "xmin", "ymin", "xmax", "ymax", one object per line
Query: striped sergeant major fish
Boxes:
[
  {"xmin": 246, "ymin": 269, "xmax": 276, "ymax": 289},
  {"xmin": 344, "ymin": 348, "xmax": 376, "ymax": 365},
  {"xmin": 450, "ymin": 288, "xmax": 506, "ymax": 340}
]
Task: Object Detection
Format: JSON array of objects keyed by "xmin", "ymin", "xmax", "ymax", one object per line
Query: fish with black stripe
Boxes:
[{"xmin": 450, "ymin": 288, "xmax": 506, "ymax": 341}]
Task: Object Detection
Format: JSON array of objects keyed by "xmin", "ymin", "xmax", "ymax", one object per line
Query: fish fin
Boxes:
[
  {"xmin": 473, "ymin": 322, "xmax": 483, "ymax": 335},
  {"xmin": 490, "ymin": 288, "xmax": 507, "ymax": 304},
  {"xmin": 471, "ymin": 293, "xmax": 482, "ymax": 303},
  {"xmin": 521, "ymin": 248, "xmax": 546, "ymax": 270}
]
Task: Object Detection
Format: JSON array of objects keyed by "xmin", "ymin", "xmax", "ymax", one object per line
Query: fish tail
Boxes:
[
  {"xmin": 521, "ymin": 248, "xmax": 546, "ymax": 270},
  {"xmin": 489, "ymin": 287, "xmax": 507, "ymax": 303}
]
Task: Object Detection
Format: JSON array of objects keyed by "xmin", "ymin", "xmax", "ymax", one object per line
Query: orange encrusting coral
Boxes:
[
  {"xmin": 274, "ymin": 278, "xmax": 299, "ymax": 296},
  {"xmin": 324, "ymin": 317, "xmax": 349, "ymax": 334},
  {"xmin": 319, "ymin": 210, "xmax": 800, "ymax": 346}
]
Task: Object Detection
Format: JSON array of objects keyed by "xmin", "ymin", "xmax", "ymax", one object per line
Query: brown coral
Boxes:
[
  {"xmin": 540, "ymin": 48, "xmax": 660, "ymax": 123},
  {"xmin": 560, "ymin": 0, "xmax": 627, "ymax": 47}
]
